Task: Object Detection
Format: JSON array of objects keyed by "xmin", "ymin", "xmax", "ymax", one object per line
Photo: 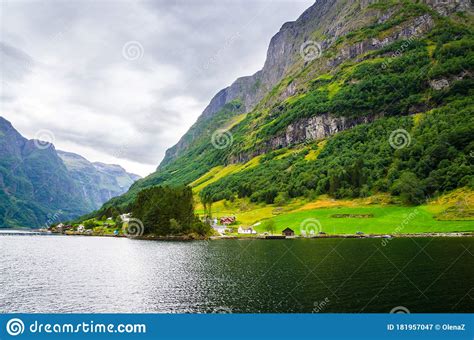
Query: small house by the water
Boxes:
[
  {"xmin": 238, "ymin": 226, "xmax": 256, "ymax": 234},
  {"xmin": 282, "ymin": 228, "xmax": 295, "ymax": 237}
]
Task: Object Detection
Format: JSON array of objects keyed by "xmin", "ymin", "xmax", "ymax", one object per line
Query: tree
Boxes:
[
  {"xmin": 169, "ymin": 218, "xmax": 182, "ymax": 234},
  {"xmin": 201, "ymin": 192, "xmax": 213, "ymax": 219},
  {"xmin": 115, "ymin": 215, "xmax": 123, "ymax": 229},
  {"xmin": 391, "ymin": 171, "xmax": 425, "ymax": 205},
  {"xmin": 264, "ymin": 219, "xmax": 276, "ymax": 235},
  {"xmin": 192, "ymin": 217, "xmax": 212, "ymax": 236},
  {"xmin": 132, "ymin": 186, "xmax": 198, "ymax": 236},
  {"xmin": 83, "ymin": 219, "xmax": 95, "ymax": 229},
  {"xmin": 274, "ymin": 192, "xmax": 289, "ymax": 206}
]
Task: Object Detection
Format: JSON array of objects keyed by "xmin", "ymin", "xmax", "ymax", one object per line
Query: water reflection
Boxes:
[{"xmin": 0, "ymin": 236, "xmax": 472, "ymax": 313}]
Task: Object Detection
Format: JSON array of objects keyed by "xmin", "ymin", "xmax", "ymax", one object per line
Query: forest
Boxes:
[{"xmin": 131, "ymin": 186, "xmax": 210, "ymax": 236}]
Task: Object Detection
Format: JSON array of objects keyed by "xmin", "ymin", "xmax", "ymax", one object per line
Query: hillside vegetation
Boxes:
[{"xmin": 92, "ymin": 0, "xmax": 473, "ymax": 233}]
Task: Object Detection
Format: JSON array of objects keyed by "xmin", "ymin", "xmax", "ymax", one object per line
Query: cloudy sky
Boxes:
[{"xmin": 0, "ymin": 0, "xmax": 313, "ymax": 177}]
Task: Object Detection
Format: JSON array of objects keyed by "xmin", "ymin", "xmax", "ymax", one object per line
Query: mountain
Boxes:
[
  {"xmin": 0, "ymin": 117, "xmax": 140, "ymax": 228},
  {"xmin": 0, "ymin": 117, "xmax": 86, "ymax": 227},
  {"xmin": 95, "ymin": 0, "xmax": 473, "ymax": 215},
  {"xmin": 57, "ymin": 151, "xmax": 140, "ymax": 210}
]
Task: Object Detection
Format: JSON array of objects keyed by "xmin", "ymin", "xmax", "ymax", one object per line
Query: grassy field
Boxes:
[
  {"xmin": 257, "ymin": 205, "xmax": 474, "ymax": 235},
  {"xmin": 197, "ymin": 189, "xmax": 474, "ymax": 235}
]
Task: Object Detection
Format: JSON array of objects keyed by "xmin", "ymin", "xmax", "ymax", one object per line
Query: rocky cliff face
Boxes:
[
  {"xmin": 328, "ymin": 14, "xmax": 435, "ymax": 68},
  {"xmin": 160, "ymin": 0, "xmax": 471, "ymax": 167},
  {"xmin": 422, "ymin": 0, "xmax": 471, "ymax": 15},
  {"xmin": 226, "ymin": 9, "xmax": 442, "ymax": 163},
  {"xmin": 229, "ymin": 114, "xmax": 376, "ymax": 163},
  {"xmin": 161, "ymin": 0, "xmax": 341, "ymax": 166}
]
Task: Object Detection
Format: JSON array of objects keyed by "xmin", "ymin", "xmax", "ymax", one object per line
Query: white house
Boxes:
[
  {"xmin": 77, "ymin": 225, "xmax": 85, "ymax": 233},
  {"xmin": 238, "ymin": 227, "xmax": 257, "ymax": 234}
]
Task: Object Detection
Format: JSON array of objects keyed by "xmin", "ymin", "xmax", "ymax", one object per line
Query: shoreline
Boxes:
[
  {"xmin": 211, "ymin": 232, "xmax": 474, "ymax": 240},
  {"xmin": 66, "ymin": 231, "xmax": 474, "ymax": 240},
  {"xmin": 2, "ymin": 230, "xmax": 473, "ymax": 240}
]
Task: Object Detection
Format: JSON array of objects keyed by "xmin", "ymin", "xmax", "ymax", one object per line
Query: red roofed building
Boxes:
[{"xmin": 220, "ymin": 216, "xmax": 236, "ymax": 225}]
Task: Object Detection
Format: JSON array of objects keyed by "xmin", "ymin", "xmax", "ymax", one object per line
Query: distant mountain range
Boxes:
[
  {"xmin": 0, "ymin": 117, "xmax": 140, "ymax": 228},
  {"xmin": 57, "ymin": 151, "xmax": 141, "ymax": 210}
]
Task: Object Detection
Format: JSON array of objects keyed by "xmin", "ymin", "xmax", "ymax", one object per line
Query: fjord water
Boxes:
[{"xmin": 0, "ymin": 236, "xmax": 472, "ymax": 313}]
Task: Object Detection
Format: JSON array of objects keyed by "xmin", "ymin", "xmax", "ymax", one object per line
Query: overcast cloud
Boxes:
[{"xmin": 0, "ymin": 0, "xmax": 313, "ymax": 176}]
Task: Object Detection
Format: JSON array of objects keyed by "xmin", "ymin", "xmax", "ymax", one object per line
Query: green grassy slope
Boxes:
[
  {"xmin": 262, "ymin": 205, "xmax": 474, "ymax": 235},
  {"xmin": 91, "ymin": 1, "xmax": 473, "ymax": 227}
]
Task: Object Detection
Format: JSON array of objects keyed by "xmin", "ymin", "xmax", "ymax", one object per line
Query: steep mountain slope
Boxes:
[
  {"xmin": 0, "ymin": 117, "xmax": 140, "ymax": 228},
  {"xmin": 160, "ymin": 0, "xmax": 369, "ymax": 167},
  {"xmin": 96, "ymin": 0, "xmax": 473, "ymax": 215},
  {"xmin": 57, "ymin": 151, "xmax": 140, "ymax": 210},
  {"xmin": 0, "ymin": 117, "xmax": 86, "ymax": 227}
]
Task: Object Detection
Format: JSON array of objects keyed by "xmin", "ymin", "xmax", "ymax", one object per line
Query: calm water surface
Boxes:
[{"xmin": 0, "ymin": 235, "xmax": 472, "ymax": 313}]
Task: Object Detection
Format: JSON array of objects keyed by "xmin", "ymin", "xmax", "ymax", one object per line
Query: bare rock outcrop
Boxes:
[{"xmin": 229, "ymin": 114, "xmax": 376, "ymax": 163}]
